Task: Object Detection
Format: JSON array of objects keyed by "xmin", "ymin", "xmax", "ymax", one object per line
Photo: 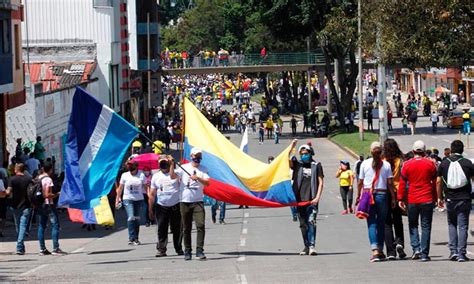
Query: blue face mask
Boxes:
[{"xmin": 301, "ymin": 154, "xmax": 311, "ymax": 162}]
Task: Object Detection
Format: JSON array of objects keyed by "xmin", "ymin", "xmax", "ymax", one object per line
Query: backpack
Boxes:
[
  {"xmin": 444, "ymin": 157, "xmax": 468, "ymax": 189},
  {"xmin": 27, "ymin": 176, "xmax": 47, "ymax": 207}
]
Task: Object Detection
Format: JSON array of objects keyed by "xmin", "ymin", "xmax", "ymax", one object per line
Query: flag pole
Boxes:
[{"xmin": 138, "ymin": 131, "xmax": 192, "ymax": 177}]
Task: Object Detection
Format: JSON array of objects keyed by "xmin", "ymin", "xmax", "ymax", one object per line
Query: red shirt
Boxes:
[{"xmin": 398, "ymin": 157, "xmax": 437, "ymax": 204}]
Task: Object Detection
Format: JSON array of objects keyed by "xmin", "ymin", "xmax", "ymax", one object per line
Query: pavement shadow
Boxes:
[{"xmin": 87, "ymin": 249, "xmax": 135, "ymax": 255}]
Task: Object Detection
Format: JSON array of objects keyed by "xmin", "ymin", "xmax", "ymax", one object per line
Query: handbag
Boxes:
[{"xmin": 356, "ymin": 164, "xmax": 382, "ymax": 220}]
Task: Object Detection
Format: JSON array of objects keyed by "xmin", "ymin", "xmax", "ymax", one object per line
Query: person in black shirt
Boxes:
[
  {"xmin": 4, "ymin": 163, "xmax": 33, "ymax": 255},
  {"xmin": 290, "ymin": 139, "xmax": 324, "ymax": 256},
  {"xmin": 437, "ymin": 140, "xmax": 474, "ymax": 262}
]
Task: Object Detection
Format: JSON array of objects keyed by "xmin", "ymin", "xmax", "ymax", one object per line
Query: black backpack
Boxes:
[{"xmin": 27, "ymin": 176, "xmax": 47, "ymax": 207}]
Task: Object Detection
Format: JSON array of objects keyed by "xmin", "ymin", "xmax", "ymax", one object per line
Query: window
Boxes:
[
  {"xmin": 93, "ymin": 0, "xmax": 113, "ymax": 8},
  {"xmin": 14, "ymin": 24, "xmax": 19, "ymax": 69},
  {"xmin": 0, "ymin": 19, "xmax": 11, "ymax": 54}
]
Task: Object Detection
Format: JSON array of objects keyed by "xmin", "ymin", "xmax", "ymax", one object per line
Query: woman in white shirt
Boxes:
[{"xmin": 116, "ymin": 162, "xmax": 146, "ymax": 245}]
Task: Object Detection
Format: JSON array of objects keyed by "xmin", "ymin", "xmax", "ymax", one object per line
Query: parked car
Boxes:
[{"xmin": 447, "ymin": 110, "xmax": 474, "ymax": 128}]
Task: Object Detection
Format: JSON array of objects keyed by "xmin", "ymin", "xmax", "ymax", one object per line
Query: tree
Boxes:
[{"xmin": 361, "ymin": 0, "xmax": 473, "ymax": 68}]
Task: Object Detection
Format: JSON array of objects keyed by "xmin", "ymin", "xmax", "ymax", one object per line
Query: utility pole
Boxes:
[
  {"xmin": 307, "ymin": 37, "xmax": 312, "ymax": 110},
  {"xmin": 147, "ymin": 12, "xmax": 152, "ymax": 124},
  {"xmin": 358, "ymin": 0, "xmax": 364, "ymax": 141},
  {"xmin": 376, "ymin": 28, "xmax": 388, "ymax": 143},
  {"xmin": 156, "ymin": 0, "xmax": 163, "ymax": 106}
]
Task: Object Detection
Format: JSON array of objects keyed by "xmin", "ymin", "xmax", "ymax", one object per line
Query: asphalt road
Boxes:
[{"xmin": 1, "ymin": 129, "xmax": 474, "ymax": 283}]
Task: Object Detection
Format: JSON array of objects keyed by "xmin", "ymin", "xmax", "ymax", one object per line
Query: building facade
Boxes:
[{"xmin": 0, "ymin": 0, "xmax": 25, "ymax": 164}]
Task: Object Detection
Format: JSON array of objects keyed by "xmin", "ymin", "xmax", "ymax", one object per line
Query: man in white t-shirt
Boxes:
[
  {"xmin": 37, "ymin": 163, "xmax": 65, "ymax": 255},
  {"xmin": 176, "ymin": 147, "xmax": 210, "ymax": 261},
  {"xmin": 116, "ymin": 162, "xmax": 146, "ymax": 245},
  {"xmin": 148, "ymin": 155, "xmax": 183, "ymax": 257},
  {"xmin": 356, "ymin": 141, "xmax": 396, "ymax": 262}
]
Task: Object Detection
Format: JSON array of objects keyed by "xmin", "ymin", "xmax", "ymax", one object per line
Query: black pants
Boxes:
[
  {"xmin": 340, "ymin": 186, "xmax": 353, "ymax": 210},
  {"xmin": 180, "ymin": 202, "xmax": 205, "ymax": 252},
  {"xmin": 384, "ymin": 194, "xmax": 405, "ymax": 256},
  {"xmin": 155, "ymin": 203, "xmax": 182, "ymax": 253}
]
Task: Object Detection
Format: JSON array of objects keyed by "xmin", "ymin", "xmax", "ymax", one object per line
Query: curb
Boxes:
[{"xmin": 327, "ymin": 136, "xmax": 359, "ymax": 159}]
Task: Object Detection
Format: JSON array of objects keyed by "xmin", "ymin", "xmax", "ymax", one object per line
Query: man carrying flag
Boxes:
[{"xmin": 290, "ymin": 140, "xmax": 324, "ymax": 256}]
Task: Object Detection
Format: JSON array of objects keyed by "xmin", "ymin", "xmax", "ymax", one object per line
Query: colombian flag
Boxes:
[{"xmin": 184, "ymin": 98, "xmax": 303, "ymax": 207}]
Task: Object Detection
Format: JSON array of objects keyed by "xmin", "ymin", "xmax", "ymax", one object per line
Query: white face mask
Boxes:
[{"xmin": 157, "ymin": 113, "xmax": 163, "ymax": 118}]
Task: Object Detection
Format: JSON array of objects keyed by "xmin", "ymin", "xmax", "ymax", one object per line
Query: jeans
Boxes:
[
  {"xmin": 211, "ymin": 201, "xmax": 226, "ymax": 221},
  {"xmin": 274, "ymin": 132, "xmax": 279, "ymax": 144},
  {"xmin": 123, "ymin": 199, "xmax": 144, "ymax": 241},
  {"xmin": 339, "ymin": 186, "xmax": 353, "ymax": 210},
  {"xmin": 384, "ymin": 194, "xmax": 405, "ymax": 256},
  {"xmin": 446, "ymin": 199, "xmax": 471, "ymax": 256},
  {"xmin": 366, "ymin": 193, "xmax": 388, "ymax": 251},
  {"xmin": 463, "ymin": 121, "xmax": 471, "ymax": 135},
  {"xmin": 37, "ymin": 204, "xmax": 60, "ymax": 251},
  {"xmin": 10, "ymin": 206, "xmax": 33, "ymax": 234},
  {"xmin": 407, "ymin": 202, "xmax": 435, "ymax": 257},
  {"xmin": 297, "ymin": 205, "xmax": 318, "ymax": 248},
  {"xmin": 259, "ymin": 131, "xmax": 264, "ymax": 143},
  {"xmin": 180, "ymin": 202, "xmax": 205, "ymax": 252},
  {"xmin": 290, "ymin": 206, "xmax": 298, "ymax": 218},
  {"xmin": 13, "ymin": 208, "xmax": 32, "ymax": 252},
  {"xmin": 432, "ymin": 122, "xmax": 437, "ymax": 133},
  {"xmin": 155, "ymin": 203, "xmax": 182, "ymax": 253}
]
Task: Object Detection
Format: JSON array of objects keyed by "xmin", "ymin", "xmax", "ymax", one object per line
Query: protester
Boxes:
[
  {"xmin": 462, "ymin": 110, "xmax": 470, "ymax": 135},
  {"xmin": 176, "ymin": 147, "xmax": 210, "ymax": 260},
  {"xmin": 398, "ymin": 140, "xmax": 437, "ymax": 261},
  {"xmin": 258, "ymin": 122, "xmax": 265, "ymax": 145},
  {"xmin": 148, "ymin": 155, "xmax": 183, "ymax": 257},
  {"xmin": 37, "ymin": 163, "xmax": 65, "ymax": 255},
  {"xmin": 143, "ymin": 166, "xmax": 153, "ymax": 227},
  {"xmin": 34, "ymin": 136, "xmax": 46, "ymax": 165},
  {"xmin": 437, "ymin": 140, "xmax": 473, "ymax": 262},
  {"xmin": 336, "ymin": 160, "xmax": 354, "ymax": 214},
  {"xmin": 409, "ymin": 110, "xmax": 417, "ymax": 135},
  {"xmin": 291, "ymin": 115, "xmax": 297, "ymax": 136},
  {"xmin": 116, "ymin": 161, "xmax": 146, "ymax": 245},
  {"xmin": 356, "ymin": 141, "xmax": 396, "ymax": 262},
  {"xmin": 430, "ymin": 111, "xmax": 438, "ymax": 133},
  {"xmin": 25, "ymin": 153, "xmax": 40, "ymax": 177},
  {"xmin": 383, "ymin": 139, "xmax": 407, "ymax": 260},
  {"xmin": 290, "ymin": 140, "xmax": 324, "ymax": 256}
]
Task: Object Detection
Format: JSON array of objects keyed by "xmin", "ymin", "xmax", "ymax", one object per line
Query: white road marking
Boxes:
[
  {"xmin": 243, "ymin": 220, "xmax": 248, "ymax": 224},
  {"xmin": 72, "ymin": 247, "xmax": 84, "ymax": 253},
  {"xmin": 237, "ymin": 254, "xmax": 246, "ymax": 262},
  {"xmin": 244, "ymin": 213, "xmax": 249, "ymax": 218},
  {"xmin": 20, "ymin": 264, "xmax": 48, "ymax": 277},
  {"xmin": 240, "ymin": 238, "xmax": 246, "ymax": 247},
  {"xmin": 237, "ymin": 274, "xmax": 248, "ymax": 284},
  {"xmin": 242, "ymin": 228, "xmax": 248, "ymax": 235}
]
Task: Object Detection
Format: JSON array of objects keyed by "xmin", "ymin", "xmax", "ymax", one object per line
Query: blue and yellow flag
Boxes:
[{"xmin": 184, "ymin": 98, "xmax": 301, "ymax": 207}]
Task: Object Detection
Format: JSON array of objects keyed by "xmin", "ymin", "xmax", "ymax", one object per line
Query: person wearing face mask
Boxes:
[
  {"xmin": 148, "ymin": 156, "xmax": 183, "ymax": 257},
  {"xmin": 289, "ymin": 139, "xmax": 324, "ymax": 256},
  {"xmin": 142, "ymin": 166, "xmax": 153, "ymax": 227},
  {"xmin": 176, "ymin": 147, "xmax": 210, "ymax": 261},
  {"xmin": 116, "ymin": 162, "xmax": 147, "ymax": 245}
]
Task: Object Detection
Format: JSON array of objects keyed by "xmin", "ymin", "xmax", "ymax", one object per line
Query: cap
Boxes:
[
  {"xmin": 190, "ymin": 147, "xmax": 202, "ymax": 156},
  {"xmin": 340, "ymin": 160, "xmax": 350, "ymax": 166},
  {"xmin": 298, "ymin": 144, "xmax": 312, "ymax": 154},
  {"xmin": 370, "ymin": 141, "xmax": 381, "ymax": 151},
  {"xmin": 413, "ymin": 140, "xmax": 426, "ymax": 152}
]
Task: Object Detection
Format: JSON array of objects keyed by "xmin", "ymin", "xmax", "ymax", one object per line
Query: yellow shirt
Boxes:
[
  {"xmin": 339, "ymin": 170, "xmax": 353, "ymax": 186},
  {"xmin": 132, "ymin": 141, "xmax": 142, "ymax": 148},
  {"xmin": 152, "ymin": 140, "xmax": 164, "ymax": 154}
]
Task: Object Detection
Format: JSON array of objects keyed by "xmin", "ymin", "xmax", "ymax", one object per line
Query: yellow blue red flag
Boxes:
[{"xmin": 184, "ymin": 98, "xmax": 303, "ymax": 207}]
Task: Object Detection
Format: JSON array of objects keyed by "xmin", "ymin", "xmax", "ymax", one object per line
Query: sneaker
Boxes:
[
  {"xmin": 299, "ymin": 247, "xmax": 309, "ymax": 256},
  {"xmin": 292, "ymin": 216, "xmax": 298, "ymax": 222},
  {"xmin": 348, "ymin": 207, "xmax": 354, "ymax": 214},
  {"xmin": 341, "ymin": 210, "xmax": 348, "ymax": 215},
  {"xmin": 458, "ymin": 255, "xmax": 470, "ymax": 262},
  {"xmin": 387, "ymin": 255, "xmax": 396, "ymax": 260},
  {"xmin": 133, "ymin": 240, "xmax": 141, "ymax": 246},
  {"xmin": 378, "ymin": 252, "xmax": 387, "ymax": 261},
  {"xmin": 51, "ymin": 248, "xmax": 67, "ymax": 255},
  {"xmin": 420, "ymin": 256, "xmax": 431, "ymax": 262},
  {"xmin": 196, "ymin": 250, "xmax": 207, "ymax": 260},
  {"xmin": 370, "ymin": 254, "xmax": 381, "ymax": 262},
  {"xmin": 219, "ymin": 220, "xmax": 226, "ymax": 225},
  {"xmin": 128, "ymin": 241, "xmax": 134, "ymax": 246},
  {"xmin": 211, "ymin": 215, "xmax": 216, "ymax": 224},
  {"xmin": 155, "ymin": 251, "xmax": 167, "ymax": 257},
  {"xmin": 176, "ymin": 250, "xmax": 184, "ymax": 256},
  {"xmin": 411, "ymin": 251, "xmax": 421, "ymax": 260},
  {"xmin": 449, "ymin": 253, "xmax": 458, "ymax": 261},
  {"xmin": 39, "ymin": 249, "xmax": 51, "ymax": 256},
  {"xmin": 184, "ymin": 251, "xmax": 192, "ymax": 261},
  {"xmin": 396, "ymin": 244, "xmax": 407, "ymax": 259},
  {"xmin": 16, "ymin": 251, "xmax": 25, "ymax": 255},
  {"xmin": 309, "ymin": 246, "xmax": 317, "ymax": 256}
]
